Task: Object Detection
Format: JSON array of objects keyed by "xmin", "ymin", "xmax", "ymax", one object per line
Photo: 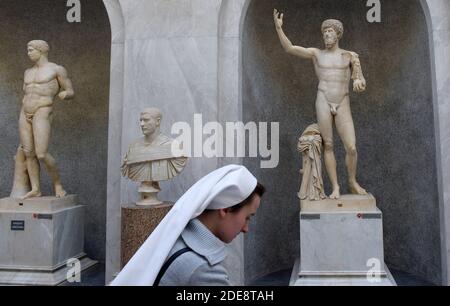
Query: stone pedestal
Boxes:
[
  {"xmin": 290, "ymin": 194, "xmax": 396, "ymax": 286},
  {"xmin": 0, "ymin": 195, "xmax": 97, "ymax": 285},
  {"xmin": 121, "ymin": 203, "xmax": 172, "ymax": 268}
]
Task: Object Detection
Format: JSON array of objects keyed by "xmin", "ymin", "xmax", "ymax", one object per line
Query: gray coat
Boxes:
[{"xmin": 159, "ymin": 218, "xmax": 231, "ymax": 286}]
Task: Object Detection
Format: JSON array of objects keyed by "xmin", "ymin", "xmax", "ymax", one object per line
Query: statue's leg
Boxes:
[
  {"xmin": 18, "ymin": 110, "xmax": 41, "ymax": 199},
  {"xmin": 335, "ymin": 98, "xmax": 367, "ymax": 195},
  {"xmin": 316, "ymin": 92, "xmax": 340, "ymax": 199},
  {"xmin": 33, "ymin": 107, "xmax": 67, "ymax": 198}
]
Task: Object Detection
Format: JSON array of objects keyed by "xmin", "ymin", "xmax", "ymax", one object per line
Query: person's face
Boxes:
[
  {"xmin": 323, "ymin": 27, "xmax": 338, "ymax": 49},
  {"xmin": 140, "ymin": 113, "xmax": 160, "ymax": 136},
  {"xmin": 27, "ymin": 46, "xmax": 41, "ymax": 62},
  {"xmin": 218, "ymin": 195, "xmax": 261, "ymax": 244}
]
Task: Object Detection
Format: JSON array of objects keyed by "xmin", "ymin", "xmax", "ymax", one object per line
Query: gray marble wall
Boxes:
[
  {"xmin": 242, "ymin": 0, "xmax": 441, "ymax": 285},
  {"xmin": 0, "ymin": 0, "xmax": 110, "ymax": 262}
]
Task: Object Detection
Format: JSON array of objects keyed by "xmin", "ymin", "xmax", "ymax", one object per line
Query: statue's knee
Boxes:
[
  {"xmin": 323, "ymin": 141, "xmax": 334, "ymax": 152},
  {"xmin": 346, "ymin": 145, "xmax": 357, "ymax": 156},
  {"xmin": 22, "ymin": 148, "xmax": 36, "ymax": 158},
  {"xmin": 37, "ymin": 153, "xmax": 47, "ymax": 161}
]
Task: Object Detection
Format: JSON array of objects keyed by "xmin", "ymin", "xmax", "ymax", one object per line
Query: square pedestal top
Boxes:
[
  {"xmin": 301, "ymin": 194, "xmax": 377, "ymax": 213},
  {"xmin": 0, "ymin": 195, "xmax": 78, "ymax": 213}
]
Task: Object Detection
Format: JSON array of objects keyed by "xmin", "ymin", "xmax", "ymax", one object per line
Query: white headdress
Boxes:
[{"xmin": 110, "ymin": 164, "xmax": 257, "ymax": 286}]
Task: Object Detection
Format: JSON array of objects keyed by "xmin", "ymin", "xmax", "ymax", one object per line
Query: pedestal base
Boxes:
[
  {"xmin": 0, "ymin": 195, "xmax": 97, "ymax": 285},
  {"xmin": 137, "ymin": 182, "xmax": 163, "ymax": 206},
  {"xmin": 0, "ymin": 255, "xmax": 97, "ymax": 286},
  {"xmin": 290, "ymin": 258, "xmax": 396, "ymax": 286},
  {"xmin": 121, "ymin": 203, "xmax": 173, "ymax": 267},
  {"xmin": 293, "ymin": 194, "xmax": 396, "ymax": 286}
]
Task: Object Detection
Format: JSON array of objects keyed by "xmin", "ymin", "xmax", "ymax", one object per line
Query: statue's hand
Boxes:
[
  {"xmin": 273, "ymin": 9, "xmax": 283, "ymax": 29},
  {"xmin": 353, "ymin": 79, "xmax": 366, "ymax": 93},
  {"xmin": 58, "ymin": 91, "xmax": 68, "ymax": 100}
]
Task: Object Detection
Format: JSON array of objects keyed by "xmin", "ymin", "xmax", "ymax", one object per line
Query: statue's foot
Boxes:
[
  {"xmin": 349, "ymin": 181, "xmax": 368, "ymax": 195},
  {"xmin": 21, "ymin": 189, "xmax": 42, "ymax": 200},
  {"xmin": 329, "ymin": 188, "xmax": 340, "ymax": 200},
  {"xmin": 55, "ymin": 185, "xmax": 67, "ymax": 198}
]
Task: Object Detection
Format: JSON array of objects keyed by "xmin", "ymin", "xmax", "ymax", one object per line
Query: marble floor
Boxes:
[
  {"xmin": 63, "ymin": 263, "xmax": 435, "ymax": 286},
  {"xmin": 61, "ymin": 263, "xmax": 105, "ymax": 286}
]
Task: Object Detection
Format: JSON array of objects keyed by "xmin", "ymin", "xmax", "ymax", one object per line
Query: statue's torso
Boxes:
[
  {"xmin": 22, "ymin": 63, "xmax": 60, "ymax": 114},
  {"xmin": 314, "ymin": 50, "xmax": 351, "ymax": 104},
  {"xmin": 122, "ymin": 133, "xmax": 187, "ymax": 182}
]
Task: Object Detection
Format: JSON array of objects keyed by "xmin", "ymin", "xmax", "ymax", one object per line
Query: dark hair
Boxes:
[{"xmin": 228, "ymin": 182, "xmax": 265, "ymax": 212}]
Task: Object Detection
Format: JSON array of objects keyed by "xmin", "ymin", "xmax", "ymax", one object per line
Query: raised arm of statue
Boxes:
[
  {"xmin": 56, "ymin": 65, "xmax": 75, "ymax": 100},
  {"xmin": 273, "ymin": 9, "xmax": 317, "ymax": 60}
]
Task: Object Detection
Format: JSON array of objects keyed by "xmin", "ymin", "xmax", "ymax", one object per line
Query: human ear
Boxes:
[{"xmin": 219, "ymin": 208, "xmax": 230, "ymax": 218}]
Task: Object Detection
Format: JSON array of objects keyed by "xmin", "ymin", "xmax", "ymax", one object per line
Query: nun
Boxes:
[{"xmin": 110, "ymin": 164, "xmax": 265, "ymax": 286}]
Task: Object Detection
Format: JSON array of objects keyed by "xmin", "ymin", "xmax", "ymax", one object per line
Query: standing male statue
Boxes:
[
  {"xmin": 11, "ymin": 40, "xmax": 74, "ymax": 199},
  {"xmin": 274, "ymin": 10, "xmax": 367, "ymax": 199}
]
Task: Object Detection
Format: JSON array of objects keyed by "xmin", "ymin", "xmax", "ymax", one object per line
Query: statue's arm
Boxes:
[
  {"xmin": 349, "ymin": 52, "xmax": 366, "ymax": 93},
  {"xmin": 22, "ymin": 70, "xmax": 29, "ymax": 92},
  {"xmin": 56, "ymin": 66, "xmax": 75, "ymax": 100},
  {"xmin": 274, "ymin": 9, "xmax": 316, "ymax": 59}
]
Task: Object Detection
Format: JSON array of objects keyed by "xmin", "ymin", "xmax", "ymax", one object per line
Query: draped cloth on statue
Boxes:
[
  {"xmin": 122, "ymin": 133, "xmax": 187, "ymax": 182},
  {"xmin": 298, "ymin": 124, "xmax": 326, "ymax": 201}
]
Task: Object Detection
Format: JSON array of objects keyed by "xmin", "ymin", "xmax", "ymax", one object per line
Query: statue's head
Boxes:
[
  {"xmin": 27, "ymin": 40, "xmax": 49, "ymax": 62},
  {"xmin": 321, "ymin": 19, "xmax": 343, "ymax": 49},
  {"xmin": 140, "ymin": 107, "xmax": 162, "ymax": 136}
]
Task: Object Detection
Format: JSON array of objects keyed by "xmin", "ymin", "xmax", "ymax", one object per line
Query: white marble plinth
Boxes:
[
  {"xmin": 0, "ymin": 195, "xmax": 97, "ymax": 285},
  {"xmin": 290, "ymin": 258, "xmax": 396, "ymax": 286},
  {"xmin": 291, "ymin": 195, "xmax": 395, "ymax": 286}
]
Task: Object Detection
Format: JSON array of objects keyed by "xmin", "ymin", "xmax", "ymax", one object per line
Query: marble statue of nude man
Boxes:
[
  {"xmin": 18, "ymin": 40, "xmax": 74, "ymax": 199},
  {"xmin": 274, "ymin": 10, "xmax": 367, "ymax": 199}
]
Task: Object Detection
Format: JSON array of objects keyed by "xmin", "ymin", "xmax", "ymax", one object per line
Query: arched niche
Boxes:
[
  {"xmin": 241, "ymin": 0, "xmax": 441, "ymax": 285},
  {"xmin": 0, "ymin": 0, "xmax": 111, "ymax": 262}
]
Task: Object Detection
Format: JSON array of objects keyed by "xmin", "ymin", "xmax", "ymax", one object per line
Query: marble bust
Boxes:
[
  {"xmin": 122, "ymin": 108, "xmax": 187, "ymax": 205},
  {"xmin": 274, "ymin": 10, "xmax": 368, "ymax": 199},
  {"xmin": 10, "ymin": 40, "xmax": 75, "ymax": 199}
]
